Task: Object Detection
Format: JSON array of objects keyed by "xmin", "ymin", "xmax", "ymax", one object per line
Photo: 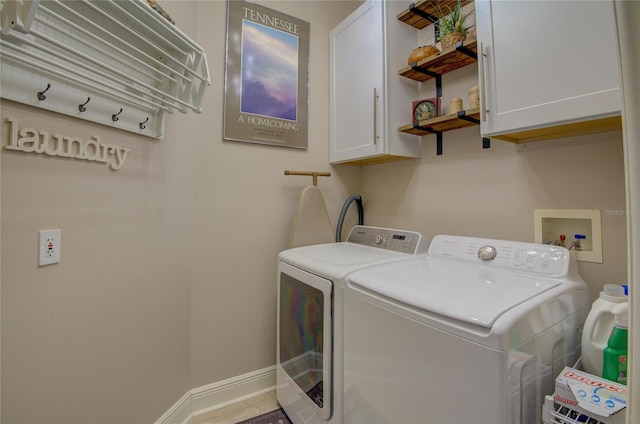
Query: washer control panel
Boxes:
[
  {"xmin": 347, "ymin": 226, "xmax": 428, "ymax": 255},
  {"xmin": 429, "ymin": 235, "xmax": 570, "ymax": 276}
]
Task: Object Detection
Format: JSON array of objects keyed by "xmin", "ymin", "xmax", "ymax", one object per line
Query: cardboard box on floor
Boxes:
[{"xmin": 554, "ymin": 367, "xmax": 627, "ymax": 424}]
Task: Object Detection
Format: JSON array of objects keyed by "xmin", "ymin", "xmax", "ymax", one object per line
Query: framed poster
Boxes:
[{"xmin": 223, "ymin": 0, "xmax": 310, "ymax": 149}]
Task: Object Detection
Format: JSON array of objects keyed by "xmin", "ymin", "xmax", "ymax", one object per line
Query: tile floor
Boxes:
[{"xmin": 189, "ymin": 391, "xmax": 282, "ymax": 424}]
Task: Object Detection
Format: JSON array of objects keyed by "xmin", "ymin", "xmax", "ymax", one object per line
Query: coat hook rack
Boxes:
[
  {"xmin": 37, "ymin": 83, "xmax": 51, "ymax": 101},
  {"xmin": 139, "ymin": 117, "xmax": 149, "ymax": 130},
  {"xmin": 112, "ymin": 108, "xmax": 123, "ymax": 122},
  {"xmin": 78, "ymin": 97, "xmax": 91, "ymax": 112},
  {"xmin": 284, "ymin": 170, "xmax": 331, "ymax": 187}
]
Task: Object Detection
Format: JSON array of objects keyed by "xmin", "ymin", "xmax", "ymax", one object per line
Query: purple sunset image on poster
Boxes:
[{"xmin": 241, "ymin": 20, "xmax": 298, "ymax": 121}]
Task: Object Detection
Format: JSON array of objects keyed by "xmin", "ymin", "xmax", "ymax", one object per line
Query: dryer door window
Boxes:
[{"xmin": 279, "ymin": 270, "xmax": 332, "ymax": 415}]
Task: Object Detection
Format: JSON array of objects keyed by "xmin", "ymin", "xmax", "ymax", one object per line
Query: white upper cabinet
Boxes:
[
  {"xmin": 330, "ymin": 0, "xmax": 419, "ymax": 165},
  {"xmin": 475, "ymin": 0, "xmax": 621, "ymax": 143}
]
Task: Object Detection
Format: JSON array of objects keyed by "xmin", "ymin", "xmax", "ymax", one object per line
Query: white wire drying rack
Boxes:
[
  {"xmin": 550, "ymin": 402, "xmax": 608, "ymax": 424},
  {"xmin": 0, "ymin": 0, "xmax": 210, "ymax": 138}
]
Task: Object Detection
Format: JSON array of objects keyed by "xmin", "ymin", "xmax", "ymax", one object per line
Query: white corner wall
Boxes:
[{"xmin": 614, "ymin": 1, "xmax": 640, "ymax": 421}]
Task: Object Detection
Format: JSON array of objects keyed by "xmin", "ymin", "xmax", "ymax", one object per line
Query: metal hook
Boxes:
[
  {"xmin": 112, "ymin": 108, "xmax": 123, "ymax": 122},
  {"xmin": 78, "ymin": 97, "xmax": 91, "ymax": 112},
  {"xmin": 37, "ymin": 83, "xmax": 51, "ymax": 101},
  {"xmin": 139, "ymin": 117, "xmax": 149, "ymax": 130}
]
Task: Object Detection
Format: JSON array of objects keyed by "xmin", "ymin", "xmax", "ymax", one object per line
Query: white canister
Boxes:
[{"xmin": 580, "ymin": 284, "xmax": 628, "ymax": 376}]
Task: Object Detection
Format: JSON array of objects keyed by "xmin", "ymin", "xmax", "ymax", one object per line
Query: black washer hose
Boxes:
[{"xmin": 336, "ymin": 194, "xmax": 364, "ymax": 242}]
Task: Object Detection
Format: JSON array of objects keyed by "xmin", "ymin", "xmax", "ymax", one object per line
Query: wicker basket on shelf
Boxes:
[
  {"xmin": 440, "ymin": 31, "xmax": 467, "ymax": 49},
  {"xmin": 407, "ymin": 45, "xmax": 440, "ymax": 65},
  {"xmin": 468, "ymin": 85, "xmax": 480, "ymax": 108}
]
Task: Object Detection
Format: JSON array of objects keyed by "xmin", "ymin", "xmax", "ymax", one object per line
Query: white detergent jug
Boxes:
[{"xmin": 581, "ymin": 284, "xmax": 628, "ymax": 375}]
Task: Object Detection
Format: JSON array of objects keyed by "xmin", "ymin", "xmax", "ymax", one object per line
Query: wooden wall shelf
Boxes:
[
  {"xmin": 399, "ymin": 107, "xmax": 481, "ymax": 136},
  {"xmin": 399, "ymin": 39, "xmax": 477, "ymax": 82},
  {"xmin": 396, "ymin": 0, "xmax": 483, "ymax": 155},
  {"xmin": 397, "ymin": 0, "xmax": 474, "ymax": 30}
]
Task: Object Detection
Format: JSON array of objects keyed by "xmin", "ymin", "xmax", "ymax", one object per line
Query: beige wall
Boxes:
[
  {"xmin": 1, "ymin": 100, "xmax": 194, "ymax": 422},
  {"xmin": 187, "ymin": 0, "xmax": 362, "ymax": 388},
  {"xmin": 362, "ymin": 128, "xmax": 628, "ymax": 298},
  {"xmin": 1, "ymin": 1, "xmax": 361, "ymax": 422}
]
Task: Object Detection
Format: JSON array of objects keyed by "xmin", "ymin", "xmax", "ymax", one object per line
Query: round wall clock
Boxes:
[{"xmin": 412, "ymin": 97, "xmax": 440, "ymax": 125}]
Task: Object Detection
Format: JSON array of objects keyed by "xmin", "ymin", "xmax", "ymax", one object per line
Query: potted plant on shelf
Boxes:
[{"xmin": 436, "ymin": 0, "xmax": 474, "ymax": 50}]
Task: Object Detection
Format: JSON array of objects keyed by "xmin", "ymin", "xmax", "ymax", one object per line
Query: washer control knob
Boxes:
[
  {"xmin": 478, "ymin": 245, "xmax": 497, "ymax": 261},
  {"xmin": 374, "ymin": 234, "xmax": 385, "ymax": 245}
]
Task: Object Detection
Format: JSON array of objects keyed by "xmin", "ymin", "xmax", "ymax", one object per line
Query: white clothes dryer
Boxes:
[
  {"xmin": 343, "ymin": 235, "xmax": 590, "ymax": 424},
  {"xmin": 276, "ymin": 226, "xmax": 428, "ymax": 424}
]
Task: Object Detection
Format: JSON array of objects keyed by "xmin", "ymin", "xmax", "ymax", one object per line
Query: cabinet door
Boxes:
[
  {"xmin": 330, "ymin": 0, "xmax": 384, "ymax": 163},
  {"xmin": 476, "ymin": 0, "xmax": 621, "ymax": 138}
]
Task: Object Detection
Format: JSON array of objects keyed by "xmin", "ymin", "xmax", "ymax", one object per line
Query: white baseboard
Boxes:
[{"xmin": 155, "ymin": 365, "xmax": 276, "ymax": 424}]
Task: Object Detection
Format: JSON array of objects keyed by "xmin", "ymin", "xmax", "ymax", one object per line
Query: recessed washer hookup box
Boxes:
[{"xmin": 554, "ymin": 367, "xmax": 627, "ymax": 424}]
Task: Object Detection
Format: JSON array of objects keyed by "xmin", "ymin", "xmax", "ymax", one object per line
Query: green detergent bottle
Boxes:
[{"xmin": 602, "ymin": 302, "xmax": 629, "ymax": 385}]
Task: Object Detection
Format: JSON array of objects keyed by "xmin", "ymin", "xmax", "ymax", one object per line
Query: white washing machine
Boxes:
[
  {"xmin": 343, "ymin": 235, "xmax": 590, "ymax": 424},
  {"xmin": 276, "ymin": 226, "xmax": 428, "ymax": 424}
]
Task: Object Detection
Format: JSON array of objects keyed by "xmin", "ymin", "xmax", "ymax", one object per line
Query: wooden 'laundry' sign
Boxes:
[{"xmin": 3, "ymin": 117, "xmax": 130, "ymax": 170}]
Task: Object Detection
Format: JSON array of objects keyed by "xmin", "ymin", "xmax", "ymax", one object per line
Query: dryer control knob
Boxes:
[
  {"xmin": 478, "ymin": 245, "xmax": 497, "ymax": 261},
  {"xmin": 375, "ymin": 234, "xmax": 385, "ymax": 245}
]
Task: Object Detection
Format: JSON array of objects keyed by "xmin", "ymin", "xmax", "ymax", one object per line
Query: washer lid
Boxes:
[{"xmin": 348, "ymin": 257, "xmax": 561, "ymax": 328}]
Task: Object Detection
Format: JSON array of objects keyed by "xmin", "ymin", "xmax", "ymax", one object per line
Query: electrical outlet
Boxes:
[{"xmin": 39, "ymin": 229, "xmax": 61, "ymax": 266}]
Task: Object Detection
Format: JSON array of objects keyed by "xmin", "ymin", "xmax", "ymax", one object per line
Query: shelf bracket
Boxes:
[
  {"xmin": 456, "ymin": 110, "xmax": 480, "ymax": 124},
  {"xmin": 454, "ymin": 111, "xmax": 490, "ymax": 149},
  {"xmin": 408, "ymin": 3, "xmax": 439, "ymax": 24},
  {"xmin": 410, "ymin": 64, "xmax": 443, "ymax": 97},
  {"xmin": 455, "ymin": 41, "xmax": 478, "ymax": 60},
  {"xmin": 408, "ymin": 3, "xmax": 440, "ymax": 40},
  {"xmin": 414, "ymin": 125, "xmax": 443, "ymax": 155}
]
